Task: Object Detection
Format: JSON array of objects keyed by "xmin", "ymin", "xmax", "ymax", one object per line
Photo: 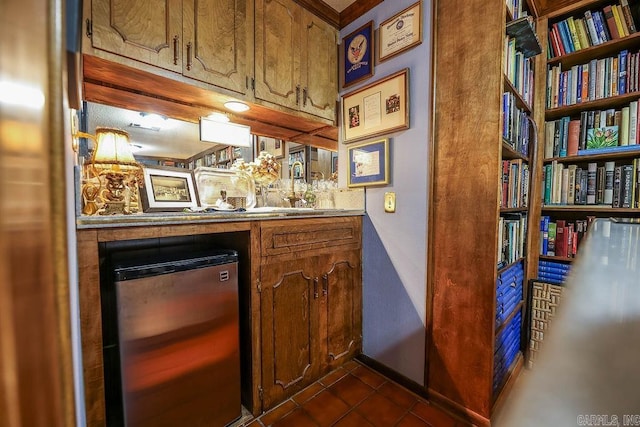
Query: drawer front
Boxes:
[{"xmin": 260, "ymin": 217, "xmax": 361, "ymax": 259}]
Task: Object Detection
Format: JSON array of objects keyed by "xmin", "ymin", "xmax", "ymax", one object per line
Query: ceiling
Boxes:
[{"xmin": 322, "ymin": 0, "xmax": 357, "ymax": 12}]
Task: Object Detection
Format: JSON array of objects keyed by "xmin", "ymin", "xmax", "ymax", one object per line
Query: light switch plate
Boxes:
[{"xmin": 384, "ymin": 192, "xmax": 396, "ymax": 213}]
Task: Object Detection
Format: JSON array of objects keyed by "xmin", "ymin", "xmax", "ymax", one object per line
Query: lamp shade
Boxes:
[{"xmin": 92, "ymin": 127, "xmax": 138, "ymax": 171}]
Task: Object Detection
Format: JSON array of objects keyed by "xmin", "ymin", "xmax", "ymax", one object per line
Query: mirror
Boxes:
[{"xmin": 81, "ymin": 101, "xmax": 337, "ymax": 180}]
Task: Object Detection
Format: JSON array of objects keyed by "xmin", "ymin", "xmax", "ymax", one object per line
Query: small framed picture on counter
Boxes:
[
  {"xmin": 342, "ymin": 20, "xmax": 374, "ymax": 88},
  {"xmin": 342, "ymin": 68, "xmax": 409, "ymax": 143},
  {"xmin": 347, "ymin": 138, "xmax": 390, "ymax": 187},
  {"xmin": 378, "ymin": 1, "xmax": 423, "ymax": 63},
  {"xmin": 140, "ymin": 166, "xmax": 199, "ymax": 212}
]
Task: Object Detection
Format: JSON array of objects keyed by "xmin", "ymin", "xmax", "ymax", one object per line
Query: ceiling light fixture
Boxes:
[{"xmin": 223, "ymin": 101, "xmax": 250, "ymax": 113}]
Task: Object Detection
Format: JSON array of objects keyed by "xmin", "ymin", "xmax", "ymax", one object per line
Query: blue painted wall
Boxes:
[{"xmin": 339, "ymin": 0, "xmax": 433, "ymax": 385}]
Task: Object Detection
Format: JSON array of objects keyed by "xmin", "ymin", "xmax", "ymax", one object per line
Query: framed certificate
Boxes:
[
  {"xmin": 378, "ymin": 1, "xmax": 423, "ymax": 63},
  {"xmin": 342, "ymin": 21, "xmax": 374, "ymax": 88},
  {"xmin": 341, "ymin": 68, "xmax": 409, "ymax": 143},
  {"xmin": 347, "ymin": 138, "xmax": 390, "ymax": 187}
]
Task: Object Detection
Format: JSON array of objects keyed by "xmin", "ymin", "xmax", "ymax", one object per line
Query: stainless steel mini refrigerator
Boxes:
[{"xmin": 112, "ymin": 249, "xmax": 240, "ymax": 427}]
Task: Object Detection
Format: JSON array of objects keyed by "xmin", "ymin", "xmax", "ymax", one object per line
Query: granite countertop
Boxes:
[
  {"xmin": 76, "ymin": 208, "xmax": 365, "ymax": 229},
  {"xmin": 497, "ymin": 218, "xmax": 640, "ymax": 426}
]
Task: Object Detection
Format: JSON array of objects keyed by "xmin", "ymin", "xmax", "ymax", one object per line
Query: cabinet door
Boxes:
[
  {"xmin": 300, "ymin": 11, "xmax": 338, "ymax": 121},
  {"xmin": 260, "ymin": 258, "xmax": 321, "ymax": 410},
  {"xmin": 182, "ymin": 0, "xmax": 252, "ymax": 94},
  {"xmin": 319, "ymin": 251, "xmax": 362, "ymax": 369},
  {"xmin": 91, "ymin": 0, "xmax": 182, "ymax": 72},
  {"xmin": 254, "ymin": 0, "xmax": 301, "ymax": 110}
]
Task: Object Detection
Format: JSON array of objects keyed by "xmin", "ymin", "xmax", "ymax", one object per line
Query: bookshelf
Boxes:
[
  {"xmin": 429, "ymin": 0, "xmax": 541, "ymax": 424},
  {"xmin": 537, "ymin": 0, "xmax": 640, "ymax": 288}
]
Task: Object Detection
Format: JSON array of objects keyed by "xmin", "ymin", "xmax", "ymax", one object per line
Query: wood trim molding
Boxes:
[
  {"xmin": 295, "ymin": 0, "xmax": 340, "ymax": 27},
  {"xmin": 340, "ymin": 0, "xmax": 384, "ymax": 28}
]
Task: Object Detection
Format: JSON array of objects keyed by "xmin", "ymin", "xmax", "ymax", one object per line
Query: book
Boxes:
[
  {"xmin": 539, "ymin": 259, "xmax": 572, "ymax": 269},
  {"xmin": 540, "ymin": 215, "xmax": 550, "ymax": 255},
  {"xmin": 604, "ymin": 161, "xmax": 615, "ymax": 205},
  {"xmin": 561, "ymin": 167, "xmax": 569, "ymax": 204},
  {"xmin": 585, "ymin": 125, "xmax": 619, "ymax": 150},
  {"xmin": 593, "ymin": 10, "xmax": 611, "ymax": 42},
  {"xmin": 619, "ymin": 50, "xmax": 629, "ymax": 95},
  {"xmin": 578, "ymin": 143, "xmax": 640, "ymax": 155},
  {"xmin": 544, "ymin": 121, "xmax": 555, "ymax": 158},
  {"xmin": 613, "ymin": 165, "xmax": 623, "ymax": 207},
  {"xmin": 621, "ymin": 163, "xmax": 634, "ymax": 207},
  {"xmin": 558, "ymin": 19, "xmax": 576, "ymax": 52},
  {"xmin": 567, "ymin": 17, "xmax": 582, "ymax": 50},
  {"xmin": 621, "ymin": 106, "xmax": 630, "ymax": 146},
  {"xmin": 621, "ymin": 0, "xmax": 637, "ymax": 33},
  {"xmin": 556, "ymin": 219, "xmax": 567, "ymax": 257},
  {"xmin": 568, "ymin": 164, "xmax": 577, "ymax": 204},
  {"xmin": 603, "ymin": 5, "xmax": 621, "ymax": 39},
  {"xmin": 596, "ymin": 165, "xmax": 605, "ymax": 204},
  {"xmin": 584, "ymin": 10, "xmax": 601, "ymax": 45},
  {"xmin": 567, "ymin": 119, "xmax": 581, "ymax": 156},
  {"xmin": 612, "ymin": 4, "xmax": 628, "ymax": 38},
  {"xmin": 548, "ymin": 222, "xmax": 557, "ymax": 256},
  {"xmin": 630, "ymin": 100, "xmax": 638, "ymax": 144},
  {"xmin": 587, "ymin": 162, "xmax": 597, "ymax": 204},
  {"xmin": 575, "ymin": 18, "xmax": 591, "ymax": 49}
]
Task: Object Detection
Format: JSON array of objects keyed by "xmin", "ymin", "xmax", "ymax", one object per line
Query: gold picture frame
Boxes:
[
  {"xmin": 347, "ymin": 138, "xmax": 390, "ymax": 187},
  {"xmin": 378, "ymin": 1, "xmax": 423, "ymax": 63},
  {"xmin": 342, "ymin": 68, "xmax": 409, "ymax": 144}
]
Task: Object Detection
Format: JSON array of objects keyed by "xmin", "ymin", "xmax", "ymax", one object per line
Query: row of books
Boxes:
[
  {"xmin": 496, "ymin": 261, "xmax": 523, "ymax": 328},
  {"xmin": 543, "ymin": 159, "xmax": 640, "ymax": 207},
  {"xmin": 504, "ymin": 36, "xmax": 535, "ymax": 106},
  {"xmin": 544, "ymin": 101, "xmax": 640, "ymax": 158},
  {"xmin": 540, "ymin": 216, "xmax": 592, "ymax": 257},
  {"xmin": 502, "ymin": 92, "xmax": 531, "ymax": 156},
  {"xmin": 537, "ymin": 259, "xmax": 572, "ymax": 284},
  {"xmin": 501, "ymin": 159, "xmax": 529, "ymax": 209},
  {"xmin": 546, "ymin": 49, "xmax": 639, "ymax": 109},
  {"xmin": 498, "ymin": 213, "xmax": 527, "ymax": 269},
  {"xmin": 494, "ymin": 310, "xmax": 522, "ymax": 395},
  {"xmin": 506, "ymin": 0, "xmax": 528, "ymax": 20},
  {"xmin": 548, "ymin": 1, "xmax": 638, "ymax": 58}
]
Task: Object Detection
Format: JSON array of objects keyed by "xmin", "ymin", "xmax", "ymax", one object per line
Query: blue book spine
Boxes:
[
  {"xmin": 578, "ymin": 144, "xmax": 640, "ymax": 155},
  {"xmin": 539, "ymin": 260, "xmax": 572, "ymax": 270},
  {"xmin": 592, "ymin": 11, "xmax": 610, "ymax": 42},
  {"xmin": 558, "ymin": 71, "xmax": 565, "ymax": 107},
  {"xmin": 541, "ymin": 215, "xmax": 550, "ymax": 255},
  {"xmin": 577, "ymin": 64, "xmax": 583, "ymax": 103},
  {"xmin": 619, "ymin": 49, "xmax": 628, "ymax": 95},
  {"xmin": 558, "ymin": 20, "xmax": 575, "ymax": 53},
  {"xmin": 538, "ymin": 271, "xmax": 568, "ymax": 281},
  {"xmin": 538, "ymin": 265, "xmax": 571, "ymax": 274}
]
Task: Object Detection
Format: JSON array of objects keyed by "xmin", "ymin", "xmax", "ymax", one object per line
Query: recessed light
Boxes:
[{"xmin": 224, "ymin": 101, "xmax": 250, "ymax": 112}]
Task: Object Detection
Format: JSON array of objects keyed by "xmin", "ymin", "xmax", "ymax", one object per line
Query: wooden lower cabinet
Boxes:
[{"xmin": 258, "ymin": 218, "xmax": 362, "ymax": 411}]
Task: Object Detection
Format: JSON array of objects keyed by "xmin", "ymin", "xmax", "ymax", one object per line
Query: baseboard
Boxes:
[{"xmin": 356, "ymin": 354, "xmax": 478, "ymax": 426}]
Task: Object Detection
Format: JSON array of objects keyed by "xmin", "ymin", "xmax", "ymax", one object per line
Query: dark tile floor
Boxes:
[{"xmin": 242, "ymin": 360, "xmax": 467, "ymax": 427}]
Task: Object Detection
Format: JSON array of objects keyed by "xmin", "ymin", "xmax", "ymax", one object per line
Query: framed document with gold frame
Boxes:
[
  {"xmin": 347, "ymin": 138, "xmax": 390, "ymax": 187},
  {"xmin": 378, "ymin": 1, "xmax": 423, "ymax": 63},
  {"xmin": 342, "ymin": 68, "xmax": 409, "ymax": 143}
]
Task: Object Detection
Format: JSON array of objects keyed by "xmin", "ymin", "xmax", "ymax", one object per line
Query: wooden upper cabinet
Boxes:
[
  {"xmin": 254, "ymin": 0, "xmax": 302, "ymax": 110},
  {"xmin": 300, "ymin": 11, "xmax": 338, "ymax": 121},
  {"xmin": 255, "ymin": 0, "xmax": 337, "ymax": 121},
  {"xmin": 182, "ymin": 0, "xmax": 253, "ymax": 94},
  {"xmin": 91, "ymin": 0, "xmax": 183, "ymax": 72}
]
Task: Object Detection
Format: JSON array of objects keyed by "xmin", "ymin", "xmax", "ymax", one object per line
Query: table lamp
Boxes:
[{"xmin": 82, "ymin": 127, "xmax": 142, "ymax": 215}]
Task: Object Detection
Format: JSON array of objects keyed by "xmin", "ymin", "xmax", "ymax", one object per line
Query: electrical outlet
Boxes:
[{"xmin": 384, "ymin": 192, "xmax": 396, "ymax": 213}]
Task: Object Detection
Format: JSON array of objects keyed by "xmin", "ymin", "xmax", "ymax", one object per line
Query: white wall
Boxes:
[{"xmin": 339, "ymin": 0, "xmax": 433, "ymax": 385}]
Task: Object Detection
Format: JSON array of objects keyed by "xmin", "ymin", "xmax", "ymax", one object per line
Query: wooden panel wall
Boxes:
[{"xmin": 428, "ymin": 0, "xmax": 505, "ymax": 423}]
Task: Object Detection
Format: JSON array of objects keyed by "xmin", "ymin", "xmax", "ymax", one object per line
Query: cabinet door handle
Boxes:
[
  {"xmin": 173, "ymin": 35, "xmax": 179, "ymax": 65},
  {"xmin": 322, "ymin": 274, "xmax": 328, "ymax": 296},
  {"xmin": 296, "ymin": 85, "xmax": 300, "ymax": 105},
  {"xmin": 303, "ymin": 87, "xmax": 308, "ymax": 107},
  {"xmin": 313, "ymin": 277, "xmax": 319, "ymax": 299},
  {"xmin": 186, "ymin": 42, "xmax": 192, "ymax": 70}
]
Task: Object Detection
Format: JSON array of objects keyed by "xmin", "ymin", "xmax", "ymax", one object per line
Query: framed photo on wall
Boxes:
[
  {"xmin": 342, "ymin": 20, "xmax": 374, "ymax": 88},
  {"xmin": 140, "ymin": 166, "xmax": 199, "ymax": 212},
  {"xmin": 342, "ymin": 68, "xmax": 409, "ymax": 143},
  {"xmin": 347, "ymin": 138, "xmax": 390, "ymax": 187},
  {"xmin": 378, "ymin": 1, "xmax": 423, "ymax": 63}
]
